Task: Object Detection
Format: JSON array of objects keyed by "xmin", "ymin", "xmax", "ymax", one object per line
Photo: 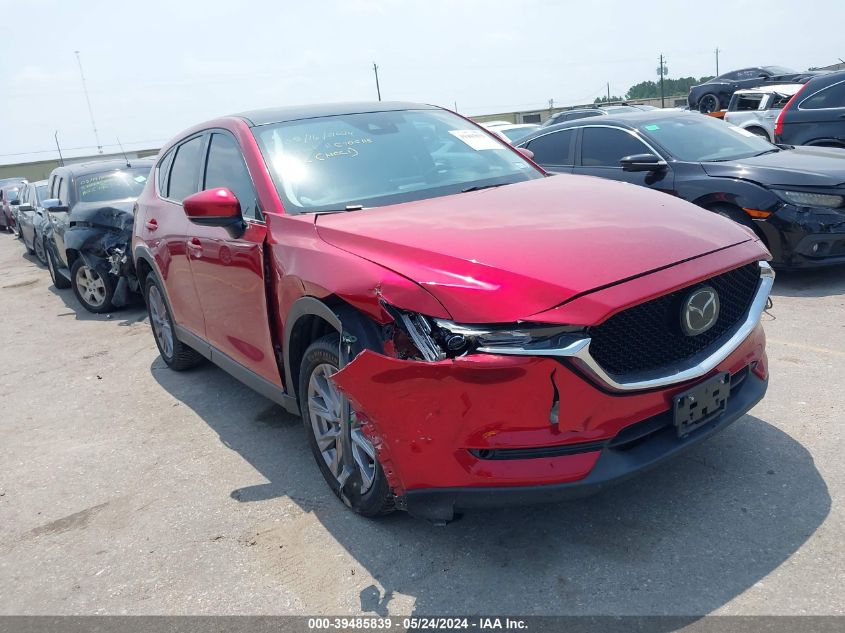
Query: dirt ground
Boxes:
[{"xmin": 0, "ymin": 231, "xmax": 843, "ymax": 616}]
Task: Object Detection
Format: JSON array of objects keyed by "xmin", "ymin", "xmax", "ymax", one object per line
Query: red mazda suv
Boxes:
[{"xmin": 132, "ymin": 102, "xmax": 773, "ymax": 523}]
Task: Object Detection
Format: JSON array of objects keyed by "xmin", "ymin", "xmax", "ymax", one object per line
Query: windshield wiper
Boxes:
[
  {"xmin": 754, "ymin": 149, "xmax": 780, "ymax": 157},
  {"xmin": 310, "ymin": 204, "xmax": 365, "ymax": 215},
  {"xmin": 461, "ymin": 183, "xmax": 508, "ymax": 193}
]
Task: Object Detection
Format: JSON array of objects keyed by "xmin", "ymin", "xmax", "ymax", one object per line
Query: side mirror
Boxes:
[
  {"xmin": 10, "ymin": 199, "xmax": 20, "ymax": 206},
  {"xmin": 183, "ymin": 188, "xmax": 244, "ymax": 233},
  {"xmin": 18, "ymin": 203, "xmax": 33, "ymax": 212},
  {"xmin": 516, "ymin": 147, "xmax": 535, "ymax": 160},
  {"xmin": 620, "ymin": 153, "xmax": 668, "ymax": 172},
  {"xmin": 42, "ymin": 198, "xmax": 69, "ymax": 212}
]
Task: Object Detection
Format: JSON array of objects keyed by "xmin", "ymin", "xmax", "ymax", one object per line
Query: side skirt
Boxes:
[{"xmin": 174, "ymin": 325, "xmax": 300, "ymax": 416}]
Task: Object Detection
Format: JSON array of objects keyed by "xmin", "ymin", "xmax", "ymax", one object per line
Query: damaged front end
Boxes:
[
  {"xmin": 327, "ymin": 263, "xmax": 772, "ymax": 522},
  {"xmin": 64, "ymin": 202, "xmax": 139, "ymax": 306}
]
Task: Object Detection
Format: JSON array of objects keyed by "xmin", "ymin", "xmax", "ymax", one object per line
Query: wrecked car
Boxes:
[
  {"xmin": 518, "ymin": 110, "xmax": 845, "ymax": 269},
  {"xmin": 132, "ymin": 102, "xmax": 773, "ymax": 523},
  {"xmin": 16, "ymin": 180, "xmax": 50, "ymax": 264},
  {"xmin": 43, "ymin": 159, "xmax": 154, "ymax": 313}
]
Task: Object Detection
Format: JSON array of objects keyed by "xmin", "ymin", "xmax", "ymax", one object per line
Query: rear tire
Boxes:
[
  {"xmin": 46, "ymin": 244, "xmax": 71, "ymax": 289},
  {"xmin": 299, "ymin": 333, "xmax": 394, "ymax": 517},
  {"xmin": 71, "ymin": 258, "xmax": 116, "ymax": 314},
  {"xmin": 144, "ymin": 275, "xmax": 204, "ymax": 370},
  {"xmin": 746, "ymin": 127, "xmax": 769, "ymax": 140}
]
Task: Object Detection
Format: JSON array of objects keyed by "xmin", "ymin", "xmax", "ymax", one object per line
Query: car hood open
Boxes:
[
  {"xmin": 700, "ymin": 147, "xmax": 845, "ymax": 188},
  {"xmin": 315, "ymin": 175, "xmax": 756, "ymax": 322}
]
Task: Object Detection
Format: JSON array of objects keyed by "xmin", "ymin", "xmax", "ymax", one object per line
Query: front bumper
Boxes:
[
  {"xmin": 757, "ymin": 204, "xmax": 845, "ymax": 268},
  {"xmin": 404, "ymin": 371, "xmax": 766, "ymax": 522},
  {"xmin": 332, "ymin": 323, "xmax": 768, "ymax": 522}
]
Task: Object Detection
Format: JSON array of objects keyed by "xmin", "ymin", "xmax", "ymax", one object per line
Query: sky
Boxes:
[{"xmin": 1, "ymin": 0, "xmax": 843, "ymax": 164}]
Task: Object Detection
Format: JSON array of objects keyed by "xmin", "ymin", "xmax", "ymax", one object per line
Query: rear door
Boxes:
[
  {"xmin": 136, "ymin": 136, "xmax": 207, "ymax": 338},
  {"xmin": 521, "ymin": 128, "xmax": 576, "ymax": 173},
  {"xmin": 574, "ymin": 125, "xmax": 675, "ymax": 193},
  {"xmin": 186, "ymin": 130, "xmax": 281, "ymax": 387}
]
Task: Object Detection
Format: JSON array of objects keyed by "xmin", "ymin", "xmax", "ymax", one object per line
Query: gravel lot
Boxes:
[{"xmin": 0, "ymin": 231, "xmax": 842, "ymax": 616}]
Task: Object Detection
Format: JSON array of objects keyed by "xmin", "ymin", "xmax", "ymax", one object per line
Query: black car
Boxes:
[
  {"xmin": 16, "ymin": 180, "xmax": 50, "ymax": 264},
  {"xmin": 541, "ymin": 105, "xmax": 642, "ymax": 127},
  {"xmin": 517, "ymin": 111, "xmax": 845, "ymax": 268},
  {"xmin": 43, "ymin": 158, "xmax": 154, "ymax": 313},
  {"xmin": 775, "ymin": 69, "xmax": 845, "ymax": 148},
  {"xmin": 689, "ymin": 66, "xmax": 822, "ymax": 114}
]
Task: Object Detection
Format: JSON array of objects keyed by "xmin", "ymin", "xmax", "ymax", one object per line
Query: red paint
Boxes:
[
  {"xmin": 132, "ymin": 104, "xmax": 771, "ymax": 504},
  {"xmin": 332, "ymin": 325, "xmax": 766, "ymax": 491}
]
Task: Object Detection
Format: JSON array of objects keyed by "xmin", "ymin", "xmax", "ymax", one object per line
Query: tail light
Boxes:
[{"xmin": 774, "ymin": 84, "xmax": 807, "ymax": 138}]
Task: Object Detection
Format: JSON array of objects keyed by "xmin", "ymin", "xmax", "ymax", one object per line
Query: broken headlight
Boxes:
[{"xmin": 383, "ymin": 303, "xmax": 584, "ymax": 362}]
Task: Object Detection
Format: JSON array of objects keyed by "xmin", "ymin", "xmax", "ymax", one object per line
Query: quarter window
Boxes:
[
  {"xmin": 157, "ymin": 149, "xmax": 175, "ymax": 196},
  {"xmin": 581, "ymin": 127, "xmax": 651, "ymax": 167},
  {"xmin": 801, "ymin": 81, "xmax": 845, "ymax": 110},
  {"xmin": 525, "ymin": 129, "xmax": 575, "ymax": 166},
  {"xmin": 203, "ymin": 133, "xmax": 260, "ymax": 220},
  {"xmin": 167, "ymin": 136, "xmax": 204, "ymax": 202}
]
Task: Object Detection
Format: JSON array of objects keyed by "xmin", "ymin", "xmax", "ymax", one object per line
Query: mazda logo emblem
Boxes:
[{"xmin": 681, "ymin": 286, "xmax": 720, "ymax": 336}]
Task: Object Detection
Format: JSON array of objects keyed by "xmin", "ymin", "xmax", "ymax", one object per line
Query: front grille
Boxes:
[{"xmin": 588, "ymin": 263, "xmax": 761, "ymax": 376}]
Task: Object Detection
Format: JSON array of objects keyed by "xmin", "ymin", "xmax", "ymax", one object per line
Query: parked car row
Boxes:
[
  {"xmin": 6, "ymin": 100, "xmax": 784, "ymax": 524},
  {"xmin": 688, "ymin": 65, "xmax": 825, "ymax": 113}
]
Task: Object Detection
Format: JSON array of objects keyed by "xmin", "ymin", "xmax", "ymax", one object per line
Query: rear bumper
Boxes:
[{"xmin": 403, "ymin": 371, "xmax": 767, "ymax": 522}]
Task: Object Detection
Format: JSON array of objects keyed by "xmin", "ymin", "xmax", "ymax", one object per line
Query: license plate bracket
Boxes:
[{"xmin": 673, "ymin": 372, "xmax": 730, "ymax": 438}]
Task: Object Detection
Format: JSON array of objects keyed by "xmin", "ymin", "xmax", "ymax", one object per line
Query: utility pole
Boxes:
[
  {"xmin": 607, "ymin": 82, "xmax": 611, "ymax": 102},
  {"xmin": 715, "ymin": 47, "xmax": 720, "ymax": 75},
  {"xmin": 372, "ymin": 62, "xmax": 381, "ymax": 101},
  {"xmin": 454, "ymin": 101, "xmax": 458, "ymax": 112},
  {"xmin": 74, "ymin": 50, "xmax": 103, "ymax": 154},
  {"xmin": 548, "ymin": 98, "xmax": 554, "ymax": 110},
  {"xmin": 657, "ymin": 54, "xmax": 668, "ymax": 108},
  {"xmin": 54, "ymin": 130, "xmax": 65, "ymax": 166}
]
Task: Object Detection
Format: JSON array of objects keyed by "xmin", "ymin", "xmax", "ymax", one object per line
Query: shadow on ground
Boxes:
[
  {"xmin": 47, "ymin": 285, "xmax": 147, "ymax": 324},
  {"xmin": 771, "ymin": 264, "xmax": 845, "ymax": 298},
  {"xmin": 151, "ymin": 359, "xmax": 830, "ymax": 616}
]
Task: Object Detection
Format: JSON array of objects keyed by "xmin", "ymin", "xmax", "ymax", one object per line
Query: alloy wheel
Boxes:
[
  {"xmin": 147, "ymin": 284, "xmax": 174, "ymax": 359},
  {"xmin": 74, "ymin": 265, "xmax": 107, "ymax": 308},
  {"xmin": 307, "ymin": 362, "xmax": 376, "ymax": 493}
]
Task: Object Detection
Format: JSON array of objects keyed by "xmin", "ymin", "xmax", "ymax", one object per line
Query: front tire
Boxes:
[
  {"xmin": 698, "ymin": 93, "xmax": 720, "ymax": 114},
  {"xmin": 71, "ymin": 258, "xmax": 116, "ymax": 313},
  {"xmin": 144, "ymin": 275, "xmax": 204, "ymax": 370},
  {"xmin": 299, "ymin": 333, "xmax": 393, "ymax": 517}
]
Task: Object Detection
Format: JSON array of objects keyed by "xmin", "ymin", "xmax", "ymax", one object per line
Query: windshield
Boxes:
[
  {"xmin": 763, "ymin": 66, "xmax": 797, "ymax": 75},
  {"xmin": 252, "ymin": 108, "xmax": 542, "ymax": 213},
  {"xmin": 75, "ymin": 168, "xmax": 149, "ymax": 203},
  {"xmin": 637, "ymin": 115, "xmax": 776, "ymax": 162}
]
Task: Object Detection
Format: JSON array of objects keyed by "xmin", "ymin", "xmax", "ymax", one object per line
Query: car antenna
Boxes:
[{"xmin": 116, "ymin": 137, "xmax": 131, "ymax": 168}]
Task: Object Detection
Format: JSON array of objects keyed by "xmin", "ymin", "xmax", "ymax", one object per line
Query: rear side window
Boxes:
[
  {"xmin": 203, "ymin": 133, "xmax": 260, "ymax": 220},
  {"xmin": 525, "ymin": 129, "xmax": 575, "ymax": 166},
  {"xmin": 167, "ymin": 136, "xmax": 204, "ymax": 202},
  {"xmin": 733, "ymin": 94, "xmax": 764, "ymax": 111},
  {"xmin": 581, "ymin": 127, "xmax": 650, "ymax": 167},
  {"xmin": 801, "ymin": 81, "xmax": 845, "ymax": 110}
]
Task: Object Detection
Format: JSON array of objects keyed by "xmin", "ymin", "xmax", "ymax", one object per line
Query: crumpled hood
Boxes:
[
  {"xmin": 69, "ymin": 199, "xmax": 136, "ymax": 231},
  {"xmin": 315, "ymin": 175, "xmax": 756, "ymax": 322},
  {"xmin": 700, "ymin": 146, "xmax": 845, "ymax": 188}
]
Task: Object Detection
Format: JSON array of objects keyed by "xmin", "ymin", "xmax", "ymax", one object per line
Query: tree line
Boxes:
[{"xmin": 595, "ymin": 75, "xmax": 715, "ymax": 103}]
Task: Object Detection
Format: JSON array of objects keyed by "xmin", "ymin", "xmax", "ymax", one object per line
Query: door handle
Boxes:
[
  {"xmin": 145, "ymin": 219, "xmax": 158, "ymax": 231},
  {"xmin": 187, "ymin": 238, "xmax": 203, "ymax": 257}
]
